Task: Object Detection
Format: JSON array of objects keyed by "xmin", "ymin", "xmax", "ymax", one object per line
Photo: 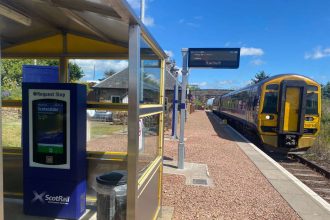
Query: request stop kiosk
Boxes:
[
  {"xmin": 0, "ymin": 1, "xmax": 167, "ymax": 219},
  {"xmin": 22, "ymin": 83, "xmax": 86, "ymax": 219}
]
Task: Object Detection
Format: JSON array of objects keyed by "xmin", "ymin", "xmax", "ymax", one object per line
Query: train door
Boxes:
[
  {"xmin": 278, "ymin": 80, "xmax": 307, "ymax": 147},
  {"xmin": 283, "ymin": 87, "xmax": 301, "ymax": 132}
]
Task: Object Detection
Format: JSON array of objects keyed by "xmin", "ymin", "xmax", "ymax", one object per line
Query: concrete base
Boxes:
[
  {"xmin": 163, "ymin": 160, "xmax": 214, "ymax": 187},
  {"xmin": 158, "ymin": 206, "xmax": 174, "ymax": 220},
  {"xmin": 5, "ymin": 198, "xmax": 97, "ymax": 220}
]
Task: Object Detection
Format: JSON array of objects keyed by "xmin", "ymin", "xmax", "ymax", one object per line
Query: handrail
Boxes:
[{"xmin": 2, "ymin": 100, "xmax": 128, "ymax": 111}]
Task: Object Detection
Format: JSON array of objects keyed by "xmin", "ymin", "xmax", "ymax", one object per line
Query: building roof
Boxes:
[{"xmin": 93, "ymin": 68, "xmax": 180, "ymax": 90}]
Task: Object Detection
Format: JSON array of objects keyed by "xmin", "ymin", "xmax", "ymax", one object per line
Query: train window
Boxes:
[
  {"xmin": 266, "ymin": 84, "xmax": 279, "ymax": 90},
  {"xmin": 306, "ymin": 92, "xmax": 318, "ymax": 115},
  {"xmin": 262, "ymin": 92, "xmax": 278, "ymax": 113},
  {"xmin": 307, "ymin": 85, "xmax": 318, "ymax": 91}
]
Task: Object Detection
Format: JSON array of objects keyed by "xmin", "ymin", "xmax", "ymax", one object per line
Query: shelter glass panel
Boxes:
[
  {"xmin": 137, "ymin": 114, "xmax": 160, "ymax": 177},
  {"xmin": 2, "ymin": 107, "xmax": 22, "ymax": 148},
  {"xmin": 140, "ymin": 38, "xmax": 161, "ymax": 104},
  {"xmin": 68, "ymin": 59, "xmax": 129, "ymax": 103},
  {"xmin": 87, "ymin": 111, "xmax": 128, "ymax": 152}
]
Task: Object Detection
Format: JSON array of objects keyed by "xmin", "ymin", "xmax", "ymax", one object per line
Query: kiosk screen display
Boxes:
[{"xmin": 33, "ymin": 99, "xmax": 67, "ymax": 165}]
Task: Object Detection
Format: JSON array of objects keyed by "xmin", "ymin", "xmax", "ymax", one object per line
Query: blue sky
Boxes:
[
  {"xmin": 80, "ymin": 0, "xmax": 330, "ymax": 89},
  {"xmin": 129, "ymin": 0, "xmax": 330, "ymax": 89}
]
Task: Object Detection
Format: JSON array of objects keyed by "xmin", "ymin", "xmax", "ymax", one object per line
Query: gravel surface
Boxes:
[{"xmin": 162, "ymin": 111, "xmax": 301, "ymax": 219}]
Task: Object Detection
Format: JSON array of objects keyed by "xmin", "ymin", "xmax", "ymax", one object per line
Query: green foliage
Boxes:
[
  {"xmin": 1, "ymin": 59, "xmax": 84, "ymax": 99},
  {"xmin": 41, "ymin": 59, "xmax": 85, "ymax": 81},
  {"xmin": 322, "ymin": 82, "xmax": 330, "ymax": 99},
  {"xmin": 251, "ymin": 71, "xmax": 270, "ymax": 84},
  {"xmin": 188, "ymin": 84, "xmax": 201, "ymax": 91},
  {"xmin": 194, "ymin": 99, "xmax": 203, "ymax": 108},
  {"xmin": 102, "ymin": 69, "xmax": 116, "ymax": 80},
  {"xmin": 68, "ymin": 62, "xmax": 84, "ymax": 82},
  {"xmin": 1, "ymin": 59, "xmax": 33, "ymax": 90},
  {"xmin": 307, "ymin": 99, "xmax": 330, "ymax": 160}
]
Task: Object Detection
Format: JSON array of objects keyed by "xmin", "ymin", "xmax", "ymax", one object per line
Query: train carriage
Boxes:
[{"xmin": 213, "ymin": 74, "xmax": 321, "ymax": 152}]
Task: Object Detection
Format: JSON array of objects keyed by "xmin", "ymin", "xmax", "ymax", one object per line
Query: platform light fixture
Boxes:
[{"xmin": 0, "ymin": 3, "xmax": 31, "ymax": 26}]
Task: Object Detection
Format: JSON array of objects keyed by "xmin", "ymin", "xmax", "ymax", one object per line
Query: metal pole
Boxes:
[
  {"xmin": 127, "ymin": 24, "xmax": 141, "ymax": 220},
  {"xmin": 141, "ymin": 0, "xmax": 145, "ymax": 23},
  {"xmin": 178, "ymin": 48, "xmax": 188, "ymax": 169},
  {"xmin": 172, "ymin": 70, "xmax": 179, "ymax": 139},
  {"xmin": 0, "ymin": 38, "xmax": 4, "ymax": 220}
]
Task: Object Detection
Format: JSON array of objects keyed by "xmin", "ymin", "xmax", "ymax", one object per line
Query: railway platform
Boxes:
[
  {"xmin": 162, "ymin": 110, "xmax": 330, "ymax": 220},
  {"xmin": 4, "ymin": 110, "xmax": 330, "ymax": 219}
]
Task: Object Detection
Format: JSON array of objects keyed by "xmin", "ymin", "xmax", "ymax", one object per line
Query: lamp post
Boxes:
[{"xmin": 178, "ymin": 48, "xmax": 189, "ymax": 169}]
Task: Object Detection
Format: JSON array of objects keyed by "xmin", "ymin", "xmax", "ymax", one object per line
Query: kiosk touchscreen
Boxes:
[{"xmin": 33, "ymin": 99, "xmax": 67, "ymax": 165}]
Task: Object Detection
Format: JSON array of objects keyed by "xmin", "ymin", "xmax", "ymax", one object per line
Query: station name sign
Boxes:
[{"xmin": 188, "ymin": 48, "xmax": 240, "ymax": 69}]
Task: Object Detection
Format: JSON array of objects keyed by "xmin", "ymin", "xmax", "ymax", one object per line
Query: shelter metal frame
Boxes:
[{"xmin": 0, "ymin": 0, "xmax": 166, "ymax": 219}]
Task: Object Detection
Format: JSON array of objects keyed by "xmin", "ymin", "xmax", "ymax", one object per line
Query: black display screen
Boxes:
[
  {"xmin": 33, "ymin": 99, "xmax": 67, "ymax": 165},
  {"xmin": 188, "ymin": 48, "xmax": 240, "ymax": 69}
]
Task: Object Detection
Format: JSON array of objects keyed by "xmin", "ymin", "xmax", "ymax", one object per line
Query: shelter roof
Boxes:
[{"xmin": 0, "ymin": 0, "xmax": 166, "ymax": 59}]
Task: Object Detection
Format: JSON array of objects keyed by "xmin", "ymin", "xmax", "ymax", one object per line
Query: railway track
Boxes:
[
  {"xmin": 213, "ymin": 113, "xmax": 330, "ymax": 204},
  {"xmin": 269, "ymin": 152, "xmax": 330, "ymax": 204}
]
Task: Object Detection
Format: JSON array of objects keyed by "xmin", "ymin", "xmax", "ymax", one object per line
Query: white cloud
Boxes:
[
  {"xmin": 126, "ymin": 0, "xmax": 141, "ymax": 9},
  {"xmin": 217, "ymin": 80, "xmax": 234, "ymax": 86},
  {"xmin": 250, "ymin": 59, "xmax": 265, "ymax": 66},
  {"xmin": 127, "ymin": 0, "xmax": 155, "ymax": 27},
  {"xmin": 225, "ymin": 41, "xmax": 243, "ymax": 47},
  {"xmin": 71, "ymin": 59, "xmax": 128, "ymax": 80},
  {"xmin": 143, "ymin": 15, "xmax": 154, "ymax": 27},
  {"xmin": 179, "ymin": 16, "xmax": 202, "ymax": 28},
  {"xmin": 187, "ymin": 22, "xmax": 200, "ymax": 28},
  {"xmin": 72, "ymin": 60, "xmax": 128, "ymax": 73},
  {"xmin": 191, "ymin": 82, "xmax": 208, "ymax": 87},
  {"xmin": 305, "ymin": 46, "xmax": 330, "ymax": 60},
  {"xmin": 241, "ymin": 47, "xmax": 264, "ymax": 56},
  {"xmin": 164, "ymin": 50, "xmax": 174, "ymax": 58}
]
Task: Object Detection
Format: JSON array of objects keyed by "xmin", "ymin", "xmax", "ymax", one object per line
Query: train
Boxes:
[{"xmin": 212, "ymin": 74, "xmax": 321, "ymax": 152}]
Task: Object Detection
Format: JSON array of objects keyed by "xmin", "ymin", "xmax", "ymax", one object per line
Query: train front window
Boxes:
[
  {"xmin": 306, "ymin": 92, "xmax": 318, "ymax": 115},
  {"xmin": 262, "ymin": 92, "xmax": 278, "ymax": 113}
]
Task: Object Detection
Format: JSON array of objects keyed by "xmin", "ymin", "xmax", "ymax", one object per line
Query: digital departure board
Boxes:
[{"xmin": 188, "ymin": 48, "xmax": 240, "ymax": 69}]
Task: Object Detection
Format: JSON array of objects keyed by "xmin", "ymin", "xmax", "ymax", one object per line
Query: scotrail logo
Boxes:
[{"xmin": 31, "ymin": 191, "xmax": 70, "ymax": 205}]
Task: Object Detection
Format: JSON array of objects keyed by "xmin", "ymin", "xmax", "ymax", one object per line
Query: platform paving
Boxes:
[
  {"xmin": 228, "ymin": 126, "xmax": 330, "ymax": 220},
  {"xmin": 162, "ymin": 111, "xmax": 330, "ymax": 219}
]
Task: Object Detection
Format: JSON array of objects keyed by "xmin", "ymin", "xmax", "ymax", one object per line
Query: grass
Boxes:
[
  {"xmin": 2, "ymin": 115, "xmax": 21, "ymax": 148},
  {"xmin": 305, "ymin": 99, "xmax": 330, "ymax": 161},
  {"xmin": 89, "ymin": 121, "xmax": 126, "ymax": 139},
  {"xmin": 1, "ymin": 111, "xmax": 126, "ymax": 147}
]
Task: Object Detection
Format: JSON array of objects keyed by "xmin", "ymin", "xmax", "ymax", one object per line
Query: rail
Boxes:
[
  {"xmin": 2, "ymin": 100, "xmax": 128, "ymax": 111},
  {"xmin": 289, "ymin": 154, "xmax": 330, "ymax": 179}
]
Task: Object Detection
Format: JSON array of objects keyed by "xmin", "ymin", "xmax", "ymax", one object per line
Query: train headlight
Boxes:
[
  {"xmin": 305, "ymin": 117, "xmax": 314, "ymax": 121},
  {"xmin": 265, "ymin": 115, "xmax": 274, "ymax": 120}
]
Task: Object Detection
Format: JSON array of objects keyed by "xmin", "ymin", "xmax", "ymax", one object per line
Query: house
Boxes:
[{"xmin": 92, "ymin": 67, "xmax": 180, "ymax": 105}]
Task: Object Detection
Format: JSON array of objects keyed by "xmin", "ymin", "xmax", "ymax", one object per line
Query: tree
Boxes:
[
  {"xmin": 188, "ymin": 84, "xmax": 201, "ymax": 91},
  {"xmin": 251, "ymin": 71, "xmax": 270, "ymax": 84},
  {"xmin": 68, "ymin": 62, "xmax": 84, "ymax": 81},
  {"xmin": 40, "ymin": 60, "xmax": 84, "ymax": 81},
  {"xmin": 1, "ymin": 59, "xmax": 84, "ymax": 99},
  {"xmin": 99, "ymin": 69, "xmax": 117, "ymax": 81},
  {"xmin": 322, "ymin": 82, "xmax": 330, "ymax": 99}
]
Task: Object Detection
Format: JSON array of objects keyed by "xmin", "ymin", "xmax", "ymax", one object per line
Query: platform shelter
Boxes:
[{"xmin": 0, "ymin": 0, "xmax": 166, "ymax": 219}]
